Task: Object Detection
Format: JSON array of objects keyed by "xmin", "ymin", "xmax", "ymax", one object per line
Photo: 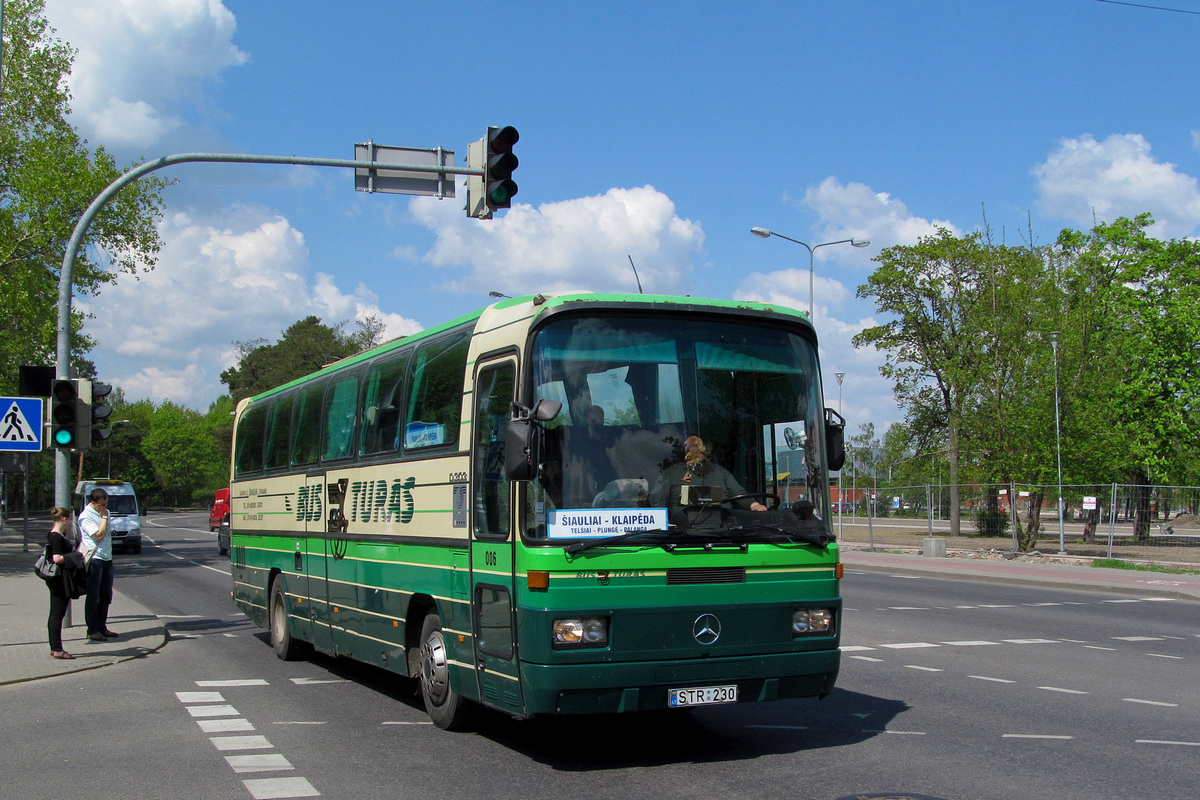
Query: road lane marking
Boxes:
[
  {"xmin": 176, "ymin": 691, "xmax": 225, "ymax": 703},
  {"xmin": 879, "ymin": 642, "xmax": 939, "ymax": 649},
  {"xmin": 187, "ymin": 704, "xmax": 239, "ymax": 718},
  {"xmin": 210, "ymin": 735, "xmax": 274, "ymax": 751},
  {"xmin": 199, "ymin": 719, "xmax": 255, "ymax": 733},
  {"xmin": 1136, "ymin": 739, "xmax": 1200, "ymax": 747},
  {"xmin": 197, "ymin": 679, "xmax": 270, "ymax": 687},
  {"xmin": 969, "ymin": 675, "xmax": 1015, "ymax": 683},
  {"xmin": 1123, "ymin": 698, "xmax": 1178, "ymax": 707},
  {"xmin": 226, "ymin": 754, "xmax": 295, "ymax": 774},
  {"xmin": 1038, "ymin": 686, "xmax": 1089, "ymax": 694},
  {"xmin": 1004, "ymin": 734, "xmax": 1073, "ymax": 740},
  {"xmin": 905, "ymin": 665, "xmax": 943, "ymax": 672},
  {"xmin": 242, "ymin": 777, "xmax": 320, "ymax": 798}
]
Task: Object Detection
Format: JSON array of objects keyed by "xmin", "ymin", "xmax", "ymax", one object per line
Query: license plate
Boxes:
[{"xmin": 668, "ymin": 684, "xmax": 738, "ymax": 707}]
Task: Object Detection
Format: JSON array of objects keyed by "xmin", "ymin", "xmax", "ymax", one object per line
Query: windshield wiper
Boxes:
[
  {"xmin": 672, "ymin": 523, "xmax": 833, "ymax": 549},
  {"xmin": 563, "ymin": 529, "xmax": 672, "ymax": 556}
]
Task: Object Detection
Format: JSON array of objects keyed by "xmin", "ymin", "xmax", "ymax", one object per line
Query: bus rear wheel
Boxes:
[
  {"xmin": 270, "ymin": 579, "xmax": 309, "ymax": 661},
  {"xmin": 419, "ymin": 613, "xmax": 469, "ymax": 730}
]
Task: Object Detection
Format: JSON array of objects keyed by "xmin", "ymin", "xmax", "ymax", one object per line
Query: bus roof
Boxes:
[{"xmin": 243, "ymin": 292, "xmax": 812, "ymax": 405}]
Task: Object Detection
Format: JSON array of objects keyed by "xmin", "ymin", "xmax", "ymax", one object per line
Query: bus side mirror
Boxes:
[
  {"xmin": 505, "ymin": 399, "xmax": 562, "ymax": 481},
  {"xmin": 824, "ymin": 407, "xmax": 846, "ymax": 472}
]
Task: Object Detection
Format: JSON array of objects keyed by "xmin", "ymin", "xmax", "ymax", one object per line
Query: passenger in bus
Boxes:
[{"xmin": 651, "ymin": 435, "xmax": 768, "ymax": 512}]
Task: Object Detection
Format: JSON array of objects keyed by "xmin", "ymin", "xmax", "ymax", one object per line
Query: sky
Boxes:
[{"xmin": 41, "ymin": 0, "xmax": 1200, "ymax": 438}]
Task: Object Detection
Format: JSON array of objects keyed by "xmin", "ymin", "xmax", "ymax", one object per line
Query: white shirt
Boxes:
[{"xmin": 78, "ymin": 502, "xmax": 112, "ymax": 561}]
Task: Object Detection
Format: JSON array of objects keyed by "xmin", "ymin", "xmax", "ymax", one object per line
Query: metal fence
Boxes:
[{"xmin": 830, "ymin": 482, "xmax": 1200, "ymax": 565}]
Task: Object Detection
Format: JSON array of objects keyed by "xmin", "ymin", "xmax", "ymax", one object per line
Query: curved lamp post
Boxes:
[{"xmin": 750, "ymin": 227, "xmax": 870, "ymax": 317}]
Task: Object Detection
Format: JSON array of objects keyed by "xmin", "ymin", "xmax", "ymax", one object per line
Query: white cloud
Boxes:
[
  {"xmin": 408, "ymin": 185, "xmax": 705, "ymax": 296},
  {"xmin": 45, "ymin": 0, "xmax": 248, "ymax": 149},
  {"xmin": 804, "ymin": 176, "xmax": 960, "ymax": 250},
  {"xmin": 1034, "ymin": 133, "xmax": 1200, "ymax": 237},
  {"xmin": 736, "ymin": 175, "xmax": 953, "ymax": 432},
  {"xmin": 82, "ymin": 208, "xmax": 421, "ymax": 408}
]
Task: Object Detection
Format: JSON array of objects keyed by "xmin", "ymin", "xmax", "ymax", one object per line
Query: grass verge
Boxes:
[{"xmin": 1092, "ymin": 558, "xmax": 1200, "ymax": 575}]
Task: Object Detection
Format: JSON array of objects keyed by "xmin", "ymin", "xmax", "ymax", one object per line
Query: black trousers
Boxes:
[
  {"xmin": 84, "ymin": 558, "xmax": 114, "ymax": 635},
  {"xmin": 47, "ymin": 585, "xmax": 69, "ymax": 651}
]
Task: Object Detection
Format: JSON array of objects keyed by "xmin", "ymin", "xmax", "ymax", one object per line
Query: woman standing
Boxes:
[{"xmin": 46, "ymin": 507, "xmax": 76, "ymax": 659}]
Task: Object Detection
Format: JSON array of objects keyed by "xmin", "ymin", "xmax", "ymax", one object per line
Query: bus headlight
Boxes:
[
  {"xmin": 792, "ymin": 608, "xmax": 834, "ymax": 635},
  {"xmin": 552, "ymin": 617, "xmax": 609, "ymax": 648}
]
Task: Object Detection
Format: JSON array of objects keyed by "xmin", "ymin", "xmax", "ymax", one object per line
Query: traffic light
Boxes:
[
  {"xmin": 484, "ymin": 125, "xmax": 519, "ymax": 212},
  {"xmin": 50, "ymin": 379, "xmax": 81, "ymax": 449},
  {"xmin": 90, "ymin": 381, "xmax": 113, "ymax": 445}
]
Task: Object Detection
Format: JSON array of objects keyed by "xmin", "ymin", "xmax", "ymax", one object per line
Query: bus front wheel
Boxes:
[
  {"xmin": 270, "ymin": 579, "xmax": 309, "ymax": 661},
  {"xmin": 419, "ymin": 613, "xmax": 469, "ymax": 730}
]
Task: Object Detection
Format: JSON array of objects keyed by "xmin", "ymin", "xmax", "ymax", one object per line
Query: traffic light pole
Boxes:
[{"xmin": 53, "ymin": 150, "xmax": 486, "ymax": 507}]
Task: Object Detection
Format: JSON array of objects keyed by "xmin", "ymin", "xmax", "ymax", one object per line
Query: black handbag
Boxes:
[{"xmin": 34, "ymin": 547, "xmax": 59, "ymax": 580}]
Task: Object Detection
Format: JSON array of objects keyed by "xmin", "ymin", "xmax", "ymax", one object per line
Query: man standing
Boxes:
[{"xmin": 78, "ymin": 487, "xmax": 117, "ymax": 642}]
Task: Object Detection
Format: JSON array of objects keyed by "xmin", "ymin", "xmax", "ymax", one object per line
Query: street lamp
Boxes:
[
  {"xmin": 835, "ymin": 372, "xmax": 845, "ymax": 537},
  {"xmin": 751, "ymin": 227, "xmax": 870, "ymax": 317},
  {"xmin": 1049, "ymin": 332, "xmax": 1065, "ymax": 553}
]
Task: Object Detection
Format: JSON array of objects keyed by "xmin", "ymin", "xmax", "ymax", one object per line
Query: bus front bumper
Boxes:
[{"xmin": 518, "ymin": 648, "xmax": 840, "ymax": 716}]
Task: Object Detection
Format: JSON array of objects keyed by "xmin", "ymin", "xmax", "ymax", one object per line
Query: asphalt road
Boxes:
[{"xmin": 1, "ymin": 512, "xmax": 1194, "ymax": 800}]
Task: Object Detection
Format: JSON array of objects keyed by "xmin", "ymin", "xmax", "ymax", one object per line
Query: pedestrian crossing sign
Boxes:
[{"xmin": 0, "ymin": 397, "xmax": 44, "ymax": 452}]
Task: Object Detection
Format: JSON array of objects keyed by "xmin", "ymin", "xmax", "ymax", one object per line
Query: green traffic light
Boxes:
[
  {"xmin": 487, "ymin": 180, "xmax": 517, "ymax": 206},
  {"xmin": 54, "ymin": 428, "xmax": 75, "ymax": 446}
]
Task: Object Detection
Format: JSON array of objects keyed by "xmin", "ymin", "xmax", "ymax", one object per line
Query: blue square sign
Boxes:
[{"xmin": 1, "ymin": 397, "xmax": 44, "ymax": 452}]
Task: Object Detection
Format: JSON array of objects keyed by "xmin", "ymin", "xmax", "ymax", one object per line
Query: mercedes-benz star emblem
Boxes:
[{"xmin": 693, "ymin": 613, "xmax": 721, "ymax": 645}]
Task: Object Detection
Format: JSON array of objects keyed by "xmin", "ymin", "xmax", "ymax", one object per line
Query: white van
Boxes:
[{"xmin": 75, "ymin": 479, "xmax": 143, "ymax": 554}]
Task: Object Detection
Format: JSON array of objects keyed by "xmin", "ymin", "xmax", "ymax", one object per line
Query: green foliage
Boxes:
[
  {"xmin": 1092, "ymin": 559, "xmax": 1200, "ymax": 575},
  {"xmin": 855, "ymin": 216, "xmax": 1200, "ymax": 542},
  {"xmin": 140, "ymin": 401, "xmax": 222, "ymax": 507},
  {"xmin": 220, "ymin": 315, "xmax": 384, "ymax": 402},
  {"xmin": 0, "ymin": 0, "xmax": 168, "ymax": 394},
  {"xmin": 972, "ymin": 506, "xmax": 1010, "ymax": 538}
]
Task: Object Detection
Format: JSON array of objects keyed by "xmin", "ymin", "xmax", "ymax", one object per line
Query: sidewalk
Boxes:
[{"xmin": 0, "ymin": 523, "xmax": 167, "ymax": 686}]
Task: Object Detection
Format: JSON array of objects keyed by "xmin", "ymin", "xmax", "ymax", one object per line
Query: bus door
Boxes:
[
  {"xmin": 302, "ymin": 472, "xmax": 335, "ymax": 653},
  {"xmin": 469, "ymin": 358, "xmax": 524, "ymax": 716}
]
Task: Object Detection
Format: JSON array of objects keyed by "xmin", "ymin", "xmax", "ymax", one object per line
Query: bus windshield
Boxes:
[{"xmin": 526, "ymin": 314, "xmax": 829, "ymax": 542}]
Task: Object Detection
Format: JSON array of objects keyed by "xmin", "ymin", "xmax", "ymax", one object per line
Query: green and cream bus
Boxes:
[{"xmin": 229, "ymin": 292, "xmax": 845, "ymax": 728}]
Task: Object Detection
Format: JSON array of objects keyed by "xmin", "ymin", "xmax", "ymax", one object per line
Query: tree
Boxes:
[
  {"xmin": 854, "ymin": 229, "xmax": 1015, "ymax": 535},
  {"xmin": 1057, "ymin": 215, "xmax": 1200, "ymax": 539},
  {"xmin": 220, "ymin": 315, "xmax": 385, "ymax": 402},
  {"xmin": 141, "ymin": 401, "xmax": 221, "ymax": 506},
  {"xmin": 0, "ymin": 0, "xmax": 167, "ymax": 393}
]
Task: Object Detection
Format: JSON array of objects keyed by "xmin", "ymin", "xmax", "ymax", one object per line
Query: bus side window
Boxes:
[
  {"xmin": 264, "ymin": 394, "xmax": 294, "ymax": 470},
  {"xmin": 322, "ymin": 370, "xmax": 361, "ymax": 462},
  {"xmin": 360, "ymin": 352, "xmax": 409, "ymax": 455},
  {"xmin": 291, "ymin": 380, "xmax": 326, "ymax": 467},
  {"xmin": 474, "ymin": 363, "xmax": 515, "ymax": 540},
  {"xmin": 405, "ymin": 330, "xmax": 470, "ymax": 451},
  {"xmin": 235, "ymin": 403, "xmax": 268, "ymax": 476}
]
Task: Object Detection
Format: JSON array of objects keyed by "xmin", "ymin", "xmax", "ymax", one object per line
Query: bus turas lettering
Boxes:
[
  {"xmin": 295, "ymin": 485, "xmax": 323, "ymax": 522},
  {"xmin": 347, "ymin": 476, "xmax": 416, "ymax": 524},
  {"xmin": 293, "ymin": 476, "xmax": 416, "ymax": 524}
]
